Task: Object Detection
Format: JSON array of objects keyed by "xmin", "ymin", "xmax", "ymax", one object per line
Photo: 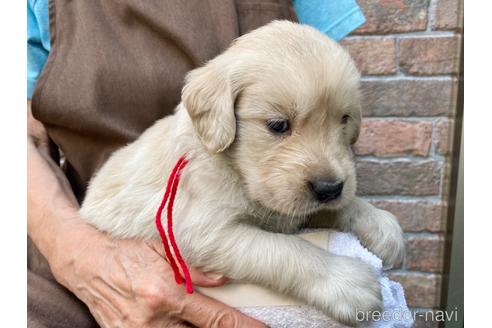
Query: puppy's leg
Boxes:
[
  {"xmin": 335, "ymin": 197, "xmax": 405, "ymax": 268},
  {"xmin": 195, "ymin": 223, "xmax": 381, "ymax": 326}
]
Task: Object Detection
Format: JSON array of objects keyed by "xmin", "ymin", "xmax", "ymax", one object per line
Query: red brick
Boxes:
[
  {"xmin": 406, "ymin": 235, "xmax": 445, "ymax": 272},
  {"xmin": 369, "ymin": 200, "xmax": 445, "ymax": 232},
  {"xmin": 354, "ymin": 120, "xmax": 432, "ymax": 157},
  {"xmin": 356, "ymin": 160, "xmax": 441, "ymax": 196},
  {"xmin": 431, "ymin": 0, "xmax": 463, "ymax": 30},
  {"xmin": 389, "ymin": 273, "xmax": 441, "ymax": 307},
  {"xmin": 340, "ymin": 38, "xmax": 396, "ymax": 75},
  {"xmin": 399, "ymin": 36, "xmax": 461, "ymax": 75},
  {"xmin": 361, "ymin": 79, "xmax": 457, "ymax": 117},
  {"xmin": 354, "ymin": 0, "xmax": 429, "ymax": 34},
  {"xmin": 435, "ymin": 118, "xmax": 454, "ymax": 156}
]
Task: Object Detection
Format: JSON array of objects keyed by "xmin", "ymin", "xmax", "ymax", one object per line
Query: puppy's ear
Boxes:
[{"xmin": 182, "ymin": 63, "xmax": 238, "ymax": 153}]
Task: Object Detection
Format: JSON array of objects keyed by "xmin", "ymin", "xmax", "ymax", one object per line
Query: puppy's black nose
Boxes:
[{"xmin": 308, "ymin": 179, "xmax": 344, "ymax": 202}]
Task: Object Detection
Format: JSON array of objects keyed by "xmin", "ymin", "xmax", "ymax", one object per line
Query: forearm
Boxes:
[
  {"xmin": 195, "ymin": 222, "xmax": 381, "ymax": 324},
  {"xmin": 27, "ymin": 100, "xmax": 96, "ymax": 264},
  {"xmin": 194, "ymin": 223, "xmax": 328, "ymax": 291}
]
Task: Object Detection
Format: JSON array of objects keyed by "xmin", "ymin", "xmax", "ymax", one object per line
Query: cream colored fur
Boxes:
[{"xmin": 80, "ymin": 21, "xmax": 405, "ymax": 326}]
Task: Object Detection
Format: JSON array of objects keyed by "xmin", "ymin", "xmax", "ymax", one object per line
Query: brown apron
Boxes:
[{"xmin": 28, "ymin": 1, "xmax": 297, "ymax": 327}]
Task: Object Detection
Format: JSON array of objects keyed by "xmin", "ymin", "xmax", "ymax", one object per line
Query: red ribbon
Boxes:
[{"xmin": 155, "ymin": 155, "xmax": 193, "ymax": 294}]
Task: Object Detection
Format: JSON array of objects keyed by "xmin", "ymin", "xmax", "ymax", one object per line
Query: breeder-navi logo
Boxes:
[{"xmin": 356, "ymin": 307, "xmax": 460, "ymax": 323}]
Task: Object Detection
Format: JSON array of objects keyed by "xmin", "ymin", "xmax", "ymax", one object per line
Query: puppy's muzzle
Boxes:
[{"xmin": 308, "ymin": 179, "xmax": 344, "ymax": 202}]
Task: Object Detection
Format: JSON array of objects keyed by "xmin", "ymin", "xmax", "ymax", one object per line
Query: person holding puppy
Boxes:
[{"xmin": 28, "ymin": 0, "xmax": 368, "ymax": 327}]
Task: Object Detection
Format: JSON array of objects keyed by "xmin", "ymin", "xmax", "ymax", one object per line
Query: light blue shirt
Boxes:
[
  {"xmin": 293, "ymin": 0, "xmax": 365, "ymax": 42},
  {"xmin": 27, "ymin": 0, "xmax": 365, "ymax": 99},
  {"xmin": 27, "ymin": 0, "xmax": 50, "ymax": 99}
]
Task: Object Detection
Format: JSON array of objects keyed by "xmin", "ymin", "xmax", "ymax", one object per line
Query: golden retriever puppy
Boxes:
[{"xmin": 80, "ymin": 21, "xmax": 405, "ymax": 325}]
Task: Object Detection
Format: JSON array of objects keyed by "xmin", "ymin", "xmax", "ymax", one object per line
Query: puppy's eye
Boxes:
[
  {"xmin": 341, "ymin": 114, "xmax": 350, "ymax": 124},
  {"xmin": 266, "ymin": 119, "xmax": 290, "ymax": 134}
]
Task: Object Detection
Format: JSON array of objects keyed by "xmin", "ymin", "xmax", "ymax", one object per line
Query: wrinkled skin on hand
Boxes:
[{"xmin": 50, "ymin": 222, "xmax": 266, "ymax": 328}]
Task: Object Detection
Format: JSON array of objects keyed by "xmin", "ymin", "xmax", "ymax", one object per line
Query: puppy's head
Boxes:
[{"xmin": 182, "ymin": 21, "xmax": 361, "ymax": 217}]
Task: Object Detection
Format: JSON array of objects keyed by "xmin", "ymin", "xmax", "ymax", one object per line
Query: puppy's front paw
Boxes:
[
  {"xmin": 359, "ymin": 209, "xmax": 405, "ymax": 268},
  {"xmin": 310, "ymin": 256, "xmax": 382, "ymax": 326}
]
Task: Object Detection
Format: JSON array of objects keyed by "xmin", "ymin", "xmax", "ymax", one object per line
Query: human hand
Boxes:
[{"xmin": 49, "ymin": 220, "xmax": 266, "ymax": 328}]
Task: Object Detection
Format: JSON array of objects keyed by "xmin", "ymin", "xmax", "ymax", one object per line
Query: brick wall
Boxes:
[{"xmin": 342, "ymin": 0, "xmax": 463, "ymax": 326}]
